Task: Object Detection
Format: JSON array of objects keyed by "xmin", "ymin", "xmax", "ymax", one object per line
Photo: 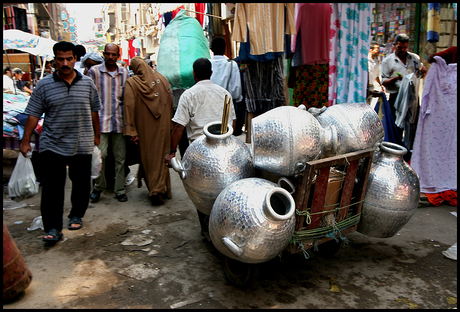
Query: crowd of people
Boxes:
[{"xmin": 13, "ymin": 34, "xmax": 457, "ymax": 244}]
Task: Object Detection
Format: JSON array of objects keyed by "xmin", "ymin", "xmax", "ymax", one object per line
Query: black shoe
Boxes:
[
  {"xmin": 90, "ymin": 189, "xmax": 102, "ymax": 203},
  {"xmin": 149, "ymin": 194, "xmax": 165, "ymax": 206},
  {"xmin": 116, "ymin": 194, "xmax": 128, "ymax": 202}
]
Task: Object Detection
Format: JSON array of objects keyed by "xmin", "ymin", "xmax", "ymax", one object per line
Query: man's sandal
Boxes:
[
  {"xmin": 68, "ymin": 216, "xmax": 83, "ymax": 230},
  {"xmin": 42, "ymin": 229, "xmax": 63, "ymax": 242}
]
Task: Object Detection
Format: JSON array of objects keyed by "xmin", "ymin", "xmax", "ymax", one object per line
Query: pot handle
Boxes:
[
  {"xmin": 222, "ymin": 235, "xmax": 245, "ymax": 258},
  {"xmin": 278, "ymin": 177, "xmax": 295, "ymax": 194},
  {"xmin": 171, "ymin": 157, "xmax": 186, "ymax": 180}
]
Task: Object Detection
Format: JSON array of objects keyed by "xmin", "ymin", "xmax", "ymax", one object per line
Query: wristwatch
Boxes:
[{"xmin": 169, "ymin": 149, "xmax": 176, "ymax": 154}]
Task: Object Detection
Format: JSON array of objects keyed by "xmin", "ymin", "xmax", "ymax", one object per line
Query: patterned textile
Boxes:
[
  {"xmin": 411, "ymin": 56, "xmax": 457, "ymax": 194},
  {"xmin": 330, "ymin": 3, "xmax": 372, "ymax": 105},
  {"xmin": 328, "ymin": 3, "xmax": 340, "ymax": 106},
  {"xmin": 292, "ymin": 64, "xmax": 329, "ymax": 108}
]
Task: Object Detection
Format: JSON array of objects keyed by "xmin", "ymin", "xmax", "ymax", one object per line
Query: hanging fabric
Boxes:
[
  {"xmin": 172, "ymin": 5, "xmax": 185, "ymax": 19},
  {"xmin": 427, "ymin": 3, "xmax": 441, "ymax": 43},
  {"xmin": 232, "ymin": 3, "xmax": 295, "ymax": 56},
  {"xmin": 411, "ymin": 56, "xmax": 457, "ymax": 194},
  {"xmin": 194, "ymin": 3, "xmax": 206, "ymax": 26},
  {"xmin": 328, "ymin": 3, "xmax": 340, "ymax": 106},
  {"xmin": 163, "ymin": 12, "xmax": 173, "ymax": 27},
  {"xmin": 291, "ymin": 3, "xmax": 331, "ymax": 65},
  {"xmin": 206, "ymin": 3, "xmax": 213, "ymax": 37},
  {"xmin": 128, "ymin": 39, "xmax": 136, "ymax": 60},
  {"xmin": 244, "ymin": 56, "xmax": 285, "ymax": 114},
  {"xmin": 211, "ymin": 3, "xmax": 223, "ymax": 36},
  {"xmin": 333, "ymin": 3, "xmax": 372, "ymax": 104}
]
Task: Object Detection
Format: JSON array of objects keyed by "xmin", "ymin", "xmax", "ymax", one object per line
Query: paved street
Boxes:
[{"xmin": 3, "ymin": 149, "xmax": 458, "ymax": 309}]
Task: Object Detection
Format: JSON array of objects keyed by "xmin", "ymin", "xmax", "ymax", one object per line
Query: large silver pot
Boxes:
[
  {"xmin": 251, "ymin": 106, "xmax": 337, "ymax": 177},
  {"xmin": 357, "ymin": 142, "xmax": 420, "ymax": 238},
  {"xmin": 171, "ymin": 121, "xmax": 254, "ymax": 215},
  {"xmin": 313, "ymin": 103, "xmax": 384, "ymax": 157},
  {"xmin": 209, "ymin": 177, "xmax": 296, "ymax": 264}
]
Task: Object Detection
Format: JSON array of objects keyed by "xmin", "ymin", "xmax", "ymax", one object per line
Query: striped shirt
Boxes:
[
  {"xmin": 88, "ymin": 63, "xmax": 128, "ymax": 133},
  {"xmin": 24, "ymin": 70, "xmax": 101, "ymax": 156}
]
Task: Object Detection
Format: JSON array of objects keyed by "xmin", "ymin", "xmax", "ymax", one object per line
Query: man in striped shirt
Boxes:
[
  {"xmin": 88, "ymin": 43, "xmax": 129, "ymax": 203},
  {"xmin": 19, "ymin": 41, "xmax": 101, "ymax": 243}
]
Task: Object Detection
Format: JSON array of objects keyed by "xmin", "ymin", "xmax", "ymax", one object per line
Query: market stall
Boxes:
[{"xmin": 3, "ymin": 29, "xmax": 51, "ymax": 151}]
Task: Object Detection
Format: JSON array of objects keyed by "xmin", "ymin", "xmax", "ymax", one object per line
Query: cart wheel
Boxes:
[
  {"xmin": 222, "ymin": 255, "xmax": 259, "ymax": 288},
  {"xmin": 315, "ymin": 238, "xmax": 342, "ymax": 258}
]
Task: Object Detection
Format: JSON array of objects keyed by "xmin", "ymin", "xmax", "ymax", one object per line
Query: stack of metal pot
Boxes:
[{"xmin": 170, "ymin": 102, "xmax": 422, "ymax": 264}]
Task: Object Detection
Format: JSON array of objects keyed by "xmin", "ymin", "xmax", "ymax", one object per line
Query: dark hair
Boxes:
[
  {"xmin": 53, "ymin": 41, "xmax": 76, "ymax": 57},
  {"xmin": 3, "ymin": 66, "xmax": 12, "ymax": 74},
  {"xmin": 394, "ymin": 33, "xmax": 410, "ymax": 45},
  {"xmin": 75, "ymin": 45, "xmax": 86, "ymax": 60},
  {"xmin": 211, "ymin": 37, "xmax": 226, "ymax": 55},
  {"xmin": 193, "ymin": 58, "xmax": 212, "ymax": 80},
  {"xmin": 370, "ymin": 41, "xmax": 379, "ymax": 49}
]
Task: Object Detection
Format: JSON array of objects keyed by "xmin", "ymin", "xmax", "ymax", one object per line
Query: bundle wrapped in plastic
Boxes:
[{"xmin": 156, "ymin": 9, "xmax": 211, "ymax": 90}]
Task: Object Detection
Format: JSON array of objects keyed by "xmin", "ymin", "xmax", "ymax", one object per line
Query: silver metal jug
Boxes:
[
  {"xmin": 313, "ymin": 103, "xmax": 384, "ymax": 157},
  {"xmin": 357, "ymin": 142, "xmax": 420, "ymax": 238},
  {"xmin": 171, "ymin": 121, "xmax": 254, "ymax": 215},
  {"xmin": 209, "ymin": 177, "xmax": 296, "ymax": 264},
  {"xmin": 251, "ymin": 105, "xmax": 337, "ymax": 177}
]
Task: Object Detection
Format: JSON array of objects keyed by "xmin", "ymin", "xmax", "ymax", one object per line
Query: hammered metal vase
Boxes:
[
  {"xmin": 251, "ymin": 105, "xmax": 337, "ymax": 176},
  {"xmin": 357, "ymin": 142, "xmax": 420, "ymax": 238},
  {"xmin": 313, "ymin": 103, "xmax": 385, "ymax": 157},
  {"xmin": 171, "ymin": 121, "xmax": 254, "ymax": 215},
  {"xmin": 209, "ymin": 177, "xmax": 296, "ymax": 264}
]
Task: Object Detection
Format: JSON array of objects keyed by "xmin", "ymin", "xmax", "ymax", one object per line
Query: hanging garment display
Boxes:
[
  {"xmin": 232, "ymin": 3, "xmax": 295, "ymax": 56},
  {"xmin": 333, "ymin": 3, "xmax": 372, "ymax": 104},
  {"xmin": 411, "ymin": 56, "xmax": 457, "ymax": 194},
  {"xmin": 195, "ymin": 3, "xmax": 205, "ymax": 26},
  {"xmin": 244, "ymin": 55, "xmax": 285, "ymax": 114},
  {"xmin": 291, "ymin": 3, "xmax": 331, "ymax": 65},
  {"xmin": 328, "ymin": 3, "xmax": 340, "ymax": 106}
]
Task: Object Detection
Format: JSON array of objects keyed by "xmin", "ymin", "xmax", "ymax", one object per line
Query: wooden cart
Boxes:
[{"xmin": 222, "ymin": 147, "xmax": 375, "ymax": 287}]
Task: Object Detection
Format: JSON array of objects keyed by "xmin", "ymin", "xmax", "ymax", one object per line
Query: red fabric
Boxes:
[
  {"xmin": 440, "ymin": 190, "xmax": 457, "ymax": 206},
  {"xmin": 172, "ymin": 5, "xmax": 185, "ymax": 19},
  {"xmin": 292, "ymin": 3, "xmax": 331, "ymax": 65},
  {"xmin": 128, "ymin": 39, "xmax": 136, "ymax": 60},
  {"xmin": 425, "ymin": 191, "xmax": 457, "ymax": 207},
  {"xmin": 435, "ymin": 46, "xmax": 457, "ymax": 64},
  {"xmin": 195, "ymin": 3, "xmax": 206, "ymax": 26}
]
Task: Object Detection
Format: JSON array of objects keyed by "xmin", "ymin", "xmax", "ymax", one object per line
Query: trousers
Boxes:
[
  {"xmin": 39, "ymin": 151, "xmax": 92, "ymax": 233},
  {"xmin": 94, "ymin": 133, "xmax": 126, "ymax": 196}
]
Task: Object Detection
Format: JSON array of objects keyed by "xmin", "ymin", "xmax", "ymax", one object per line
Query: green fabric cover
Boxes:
[{"xmin": 157, "ymin": 10, "xmax": 211, "ymax": 90}]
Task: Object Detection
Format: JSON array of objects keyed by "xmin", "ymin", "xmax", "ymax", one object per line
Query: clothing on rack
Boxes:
[
  {"xmin": 244, "ymin": 55, "xmax": 285, "ymax": 114},
  {"xmin": 411, "ymin": 56, "xmax": 457, "ymax": 194},
  {"xmin": 291, "ymin": 3, "xmax": 331, "ymax": 65},
  {"xmin": 232, "ymin": 3, "xmax": 295, "ymax": 56}
]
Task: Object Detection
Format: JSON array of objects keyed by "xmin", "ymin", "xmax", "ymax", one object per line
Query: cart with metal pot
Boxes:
[
  {"xmin": 171, "ymin": 103, "xmax": 419, "ymax": 287},
  {"xmin": 221, "ymin": 147, "xmax": 375, "ymax": 287}
]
